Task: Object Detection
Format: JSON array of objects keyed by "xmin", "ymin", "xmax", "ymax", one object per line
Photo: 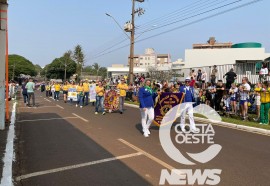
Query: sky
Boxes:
[{"xmin": 8, "ymin": 0, "xmax": 270, "ymax": 67}]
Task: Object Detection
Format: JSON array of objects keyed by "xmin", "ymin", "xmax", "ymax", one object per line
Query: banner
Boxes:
[
  {"xmin": 67, "ymin": 88, "xmax": 78, "ymax": 101},
  {"xmin": 153, "ymin": 92, "xmax": 184, "ymax": 126},
  {"xmin": 89, "ymin": 84, "xmax": 96, "ymax": 102},
  {"xmin": 104, "ymin": 90, "xmax": 119, "ymax": 112}
]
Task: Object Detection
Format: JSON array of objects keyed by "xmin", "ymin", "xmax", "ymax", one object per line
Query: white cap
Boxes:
[{"xmin": 185, "ymin": 77, "xmax": 191, "ymax": 81}]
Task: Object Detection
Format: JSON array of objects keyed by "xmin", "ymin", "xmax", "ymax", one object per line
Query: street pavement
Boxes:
[{"xmin": 13, "ymin": 91, "xmax": 270, "ymax": 186}]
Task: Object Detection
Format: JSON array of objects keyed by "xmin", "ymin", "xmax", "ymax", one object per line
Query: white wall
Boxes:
[{"xmin": 184, "ymin": 48, "xmax": 268, "ymax": 68}]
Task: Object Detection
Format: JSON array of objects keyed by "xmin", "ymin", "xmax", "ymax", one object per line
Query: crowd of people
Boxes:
[{"xmin": 16, "ymin": 63, "xmax": 270, "ymax": 138}]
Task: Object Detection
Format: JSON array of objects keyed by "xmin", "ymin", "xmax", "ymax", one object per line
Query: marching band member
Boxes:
[
  {"xmin": 117, "ymin": 78, "xmax": 129, "ymax": 114},
  {"xmin": 138, "ymin": 79, "xmax": 155, "ymax": 138},
  {"xmin": 95, "ymin": 81, "xmax": 106, "ymax": 115},
  {"xmin": 179, "ymin": 77, "xmax": 198, "ymax": 133}
]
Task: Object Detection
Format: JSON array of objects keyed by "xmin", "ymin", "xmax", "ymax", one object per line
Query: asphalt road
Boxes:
[{"xmin": 13, "ymin": 91, "xmax": 270, "ymax": 186}]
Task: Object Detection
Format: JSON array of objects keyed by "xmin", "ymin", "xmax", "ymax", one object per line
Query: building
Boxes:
[
  {"xmin": 128, "ymin": 48, "xmax": 171, "ymax": 68},
  {"xmin": 193, "ymin": 37, "xmax": 232, "ymax": 49},
  {"xmin": 182, "ymin": 40, "xmax": 270, "ymax": 83}
]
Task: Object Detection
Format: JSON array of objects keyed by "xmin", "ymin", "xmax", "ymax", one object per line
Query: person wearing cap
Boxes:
[
  {"xmin": 179, "ymin": 77, "xmax": 198, "ymax": 132},
  {"xmin": 117, "ymin": 78, "xmax": 129, "ymax": 114},
  {"xmin": 83, "ymin": 79, "xmax": 90, "ymax": 106},
  {"xmin": 138, "ymin": 79, "xmax": 155, "ymax": 137}
]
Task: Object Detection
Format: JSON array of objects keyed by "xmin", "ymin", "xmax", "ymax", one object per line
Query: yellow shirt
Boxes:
[
  {"xmin": 76, "ymin": 85, "xmax": 84, "ymax": 92},
  {"xmin": 255, "ymin": 87, "xmax": 270, "ymax": 103},
  {"xmin": 45, "ymin": 85, "xmax": 50, "ymax": 91},
  {"xmin": 83, "ymin": 83, "xmax": 90, "ymax": 92},
  {"xmin": 117, "ymin": 83, "xmax": 128, "ymax": 97},
  {"xmin": 55, "ymin": 84, "xmax": 61, "ymax": 91},
  {"xmin": 96, "ymin": 86, "xmax": 105, "ymax": 96},
  {"xmin": 62, "ymin": 85, "xmax": 68, "ymax": 91}
]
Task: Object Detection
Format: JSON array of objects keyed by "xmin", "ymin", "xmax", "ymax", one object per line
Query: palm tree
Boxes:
[{"xmin": 73, "ymin": 45, "xmax": 85, "ymax": 81}]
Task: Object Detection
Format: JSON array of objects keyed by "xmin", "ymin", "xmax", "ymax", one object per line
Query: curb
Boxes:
[{"xmin": 124, "ymin": 103, "xmax": 270, "ymax": 136}]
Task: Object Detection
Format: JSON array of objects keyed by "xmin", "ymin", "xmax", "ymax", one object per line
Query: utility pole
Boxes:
[
  {"xmin": 128, "ymin": 0, "xmax": 145, "ymax": 84},
  {"xmin": 129, "ymin": 0, "xmax": 135, "ymax": 84}
]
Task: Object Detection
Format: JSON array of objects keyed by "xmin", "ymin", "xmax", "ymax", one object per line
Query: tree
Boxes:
[
  {"xmin": 73, "ymin": 45, "xmax": 85, "ymax": 80},
  {"xmin": 45, "ymin": 56, "xmax": 76, "ymax": 80},
  {"xmin": 92, "ymin": 63, "xmax": 101, "ymax": 76},
  {"xmin": 34, "ymin": 64, "xmax": 42, "ymax": 76},
  {"xmin": 148, "ymin": 66, "xmax": 174, "ymax": 81},
  {"xmin": 8, "ymin": 54, "xmax": 37, "ymax": 81}
]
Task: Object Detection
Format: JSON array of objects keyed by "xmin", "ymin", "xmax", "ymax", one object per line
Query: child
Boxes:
[
  {"xmin": 254, "ymin": 81, "xmax": 270, "ymax": 125},
  {"xmin": 229, "ymin": 83, "xmax": 238, "ymax": 115}
]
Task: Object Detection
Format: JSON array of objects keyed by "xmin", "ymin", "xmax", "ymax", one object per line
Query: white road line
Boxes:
[
  {"xmin": 72, "ymin": 113, "xmax": 89, "ymax": 122},
  {"xmin": 118, "ymin": 139, "xmax": 175, "ymax": 170},
  {"xmin": 44, "ymin": 98, "xmax": 51, "ymax": 102},
  {"xmin": 15, "ymin": 152, "xmax": 143, "ymax": 181},
  {"xmin": 18, "ymin": 106, "xmax": 58, "ymax": 109},
  {"xmin": 0, "ymin": 102, "xmax": 17, "ymax": 186},
  {"xmin": 17, "ymin": 117, "xmax": 78, "ymax": 123},
  {"xmin": 56, "ymin": 104, "xmax": 64, "ymax": 109}
]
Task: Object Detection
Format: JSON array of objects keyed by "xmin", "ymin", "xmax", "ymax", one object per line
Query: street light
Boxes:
[{"xmin": 105, "ymin": 13, "xmax": 130, "ymax": 40}]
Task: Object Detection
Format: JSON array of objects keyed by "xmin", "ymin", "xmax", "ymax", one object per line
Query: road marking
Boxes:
[
  {"xmin": 118, "ymin": 139, "xmax": 175, "ymax": 170},
  {"xmin": 0, "ymin": 102, "xmax": 17, "ymax": 186},
  {"xmin": 17, "ymin": 117, "xmax": 78, "ymax": 123},
  {"xmin": 15, "ymin": 152, "xmax": 143, "ymax": 181},
  {"xmin": 44, "ymin": 98, "xmax": 51, "ymax": 102},
  {"xmin": 56, "ymin": 104, "xmax": 64, "ymax": 109},
  {"xmin": 72, "ymin": 113, "xmax": 89, "ymax": 122},
  {"xmin": 18, "ymin": 106, "xmax": 58, "ymax": 109}
]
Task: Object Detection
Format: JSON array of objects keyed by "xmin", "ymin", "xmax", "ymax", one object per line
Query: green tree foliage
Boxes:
[
  {"xmin": 34, "ymin": 64, "xmax": 42, "ymax": 76},
  {"xmin": 83, "ymin": 63, "xmax": 107, "ymax": 79},
  {"xmin": 73, "ymin": 45, "xmax": 85, "ymax": 78},
  {"xmin": 45, "ymin": 56, "xmax": 76, "ymax": 80},
  {"xmin": 8, "ymin": 54, "xmax": 37, "ymax": 80}
]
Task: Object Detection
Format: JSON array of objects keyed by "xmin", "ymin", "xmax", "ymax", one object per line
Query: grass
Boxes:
[
  {"xmin": 194, "ymin": 113, "xmax": 270, "ymax": 130},
  {"xmin": 125, "ymin": 101, "xmax": 270, "ymax": 130}
]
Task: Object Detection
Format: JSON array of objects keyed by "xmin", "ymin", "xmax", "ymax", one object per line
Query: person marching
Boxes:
[
  {"xmin": 138, "ymin": 79, "xmax": 155, "ymax": 138},
  {"xmin": 179, "ymin": 77, "xmax": 198, "ymax": 133},
  {"xmin": 62, "ymin": 81, "xmax": 69, "ymax": 103},
  {"xmin": 54, "ymin": 81, "xmax": 61, "ymax": 101},
  {"xmin": 95, "ymin": 81, "xmax": 106, "ymax": 115},
  {"xmin": 76, "ymin": 82, "xmax": 84, "ymax": 108},
  {"xmin": 117, "ymin": 78, "xmax": 129, "ymax": 114},
  {"xmin": 255, "ymin": 81, "xmax": 270, "ymax": 125},
  {"xmin": 83, "ymin": 79, "xmax": 90, "ymax": 106},
  {"xmin": 45, "ymin": 82, "xmax": 50, "ymax": 97}
]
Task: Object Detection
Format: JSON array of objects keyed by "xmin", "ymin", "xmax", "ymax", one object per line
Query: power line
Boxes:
[
  {"xmin": 90, "ymin": 0, "xmax": 262, "ymax": 60},
  {"xmin": 136, "ymin": 0, "xmax": 241, "ymax": 34}
]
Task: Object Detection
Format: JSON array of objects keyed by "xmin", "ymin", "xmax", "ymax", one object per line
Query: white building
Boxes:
[{"xmin": 181, "ymin": 42, "xmax": 270, "ymax": 84}]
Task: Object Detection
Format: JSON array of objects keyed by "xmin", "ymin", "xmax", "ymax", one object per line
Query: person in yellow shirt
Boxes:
[
  {"xmin": 54, "ymin": 82, "xmax": 61, "ymax": 101},
  {"xmin": 76, "ymin": 82, "xmax": 84, "ymax": 108},
  {"xmin": 117, "ymin": 78, "xmax": 129, "ymax": 114},
  {"xmin": 83, "ymin": 79, "xmax": 90, "ymax": 106},
  {"xmin": 62, "ymin": 81, "xmax": 69, "ymax": 103},
  {"xmin": 45, "ymin": 82, "xmax": 50, "ymax": 97},
  {"xmin": 95, "ymin": 81, "xmax": 105, "ymax": 115},
  {"xmin": 254, "ymin": 81, "xmax": 270, "ymax": 125}
]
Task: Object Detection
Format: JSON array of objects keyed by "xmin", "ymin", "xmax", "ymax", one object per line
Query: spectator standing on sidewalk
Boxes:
[
  {"xmin": 259, "ymin": 62, "xmax": 268, "ymax": 82},
  {"xmin": 239, "ymin": 77, "xmax": 251, "ymax": 120},
  {"xmin": 210, "ymin": 65, "xmax": 218, "ymax": 84},
  {"xmin": 25, "ymin": 78, "xmax": 36, "ymax": 107},
  {"xmin": 201, "ymin": 70, "xmax": 207, "ymax": 90},
  {"xmin": 253, "ymin": 82, "xmax": 261, "ymax": 122},
  {"xmin": 254, "ymin": 81, "xmax": 269, "ymax": 125},
  {"xmin": 223, "ymin": 68, "xmax": 237, "ymax": 90},
  {"xmin": 21, "ymin": 80, "xmax": 28, "ymax": 106},
  {"xmin": 117, "ymin": 78, "xmax": 129, "ymax": 114}
]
